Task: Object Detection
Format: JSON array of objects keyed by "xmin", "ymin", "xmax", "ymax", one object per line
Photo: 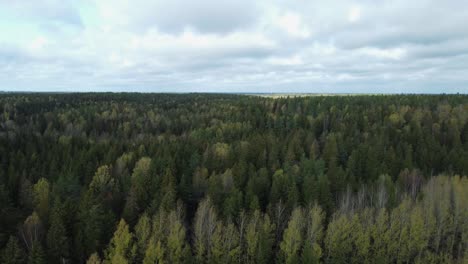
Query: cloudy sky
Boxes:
[{"xmin": 0, "ymin": 0, "xmax": 467, "ymax": 93}]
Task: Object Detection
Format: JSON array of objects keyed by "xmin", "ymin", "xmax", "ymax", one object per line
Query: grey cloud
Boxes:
[
  {"xmin": 103, "ymin": 0, "xmax": 259, "ymax": 34},
  {"xmin": 1, "ymin": 0, "xmax": 467, "ymax": 93},
  {"xmin": 407, "ymin": 39, "xmax": 468, "ymax": 60},
  {"xmin": 151, "ymin": 0, "xmax": 259, "ymax": 33},
  {"xmin": 289, "ymin": 0, "xmax": 468, "ymax": 50}
]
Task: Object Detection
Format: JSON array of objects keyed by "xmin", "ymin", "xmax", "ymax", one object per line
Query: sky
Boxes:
[{"xmin": 0, "ymin": 0, "xmax": 467, "ymax": 93}]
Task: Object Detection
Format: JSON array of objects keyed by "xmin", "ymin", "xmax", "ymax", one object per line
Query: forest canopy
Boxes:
[{"xmin": 0, "ymin": 93, "xmax": 467, "ymax": 263}]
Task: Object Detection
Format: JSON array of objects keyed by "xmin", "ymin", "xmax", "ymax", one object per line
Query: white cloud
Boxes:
[
  {"xmin": 358, "ymin": 47, "xmax": 407, "ymax": 60},
  {"xmin": 267, "ymin": 55, "xmax": 303, "ymax": 65},
  {"xmin": 348, "ymin": 6, "xmax": 361, "ymax": 23},
  {"xmin": 0, "ymin": 0, "xmax": 467, "ymax": 93},
  {"xmin": 28, "ymin": 36, "xmax": 49, "ymax": 52},
  {"xmin": 90, "ymin": 0, "xmax": 259, "ymax": 33},
  {"xmin": 276, "ymin": 12, "xmax": 310, "ymax": 38},
  {"xmin": 131, "ymin": 30, "xmax": 275, "ymax": 52}
]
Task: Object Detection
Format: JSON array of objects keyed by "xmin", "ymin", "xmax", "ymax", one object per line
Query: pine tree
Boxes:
[
  {"xmin": 370, "ymin": 208, "xmax": 390, "ymax": 263},
  {"xmin": 388, "ymin": 198, "xmax": 412, "ymax": 264},
  {"xmin": 257, "ymin": 214, "xmax": 275, "ymax": 264},
  {"xmin": 246, "ymin": 211, "xmax": 260, "ymax": 263},
  {"xmin": 124, "ymin": 157, "xmax": 152, "ymax": 224},
  {"xmin": 301, "ymin": 204, "xmax": 324, "ymax": 264},
  {"xmin": 143, "ymin": 238, "xmax": 165, "ymax": 264},
  {"xmin": 246, "ymin": 210, "xmax": 275, "ymax": 264},
  {"xmin": 324, "ymin": 214, "xmax": 353, "ymax": 264},
  {"xmin": 27, "ymin": 243, "xmax": 45, "ymax": 264},
  {"xmin": 280, "ymin": 208, "xmax": 304, "ymax": 264},
  {"xmin": 351, "ymin": 210, "xmax": 371, "ymax": 264},
  {"xmin": 301, "ymin": 240, "xmax": 321, "ymax": 264},
  {"xmin": 166, "ymin": 212, "xmax": 190, "ymax": 264},
  {"xmin": 270, "ymin": 170, "xmax": 289, "ymax": 206},
  {"xmin": 75, "ymin": 200, "xmax": 113, "ymax": 262},
  {"xmin": 160, "ymin": 169, "xmax": 177, "ymax": 212},
  {"xmin": 32, "ymin": 178, "xmax": 50, "ymax": 224},
  {"xmin": 407, "ymin": 205, "xmax": 428, "ymax": 262},
  {"xmin": 88, "ymin": 165, "xmax": 118, "ymax": 206},
  {"xmin": 316, "ymin": 174, "xmax": 333, "ymax": 215},
  {"xmin": 135, "ymin": 213, "xmax": 152, "ymax": 262},
  {"xmin": 1, "ymin": 236, "xmax": 27, "ymax": 264},
  {"xmin": 86, "ymin": 253, "xmax": 102, "ymax": 264},
  {"xmin": 46, "ymin": 206, "xmax": 69, "ymax": 263},
  {"xmin": 104, "ymin": 219, "xmax": 136, "ymax": 264},
  {"xmin": 305, "ymin": 204, "xmax": 324, "ymax": 245}
]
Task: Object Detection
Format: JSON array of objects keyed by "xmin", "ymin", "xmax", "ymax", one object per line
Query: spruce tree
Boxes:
[{"xmin": 1, "ymin": 236, "xmax": 26, "ymax": 264}]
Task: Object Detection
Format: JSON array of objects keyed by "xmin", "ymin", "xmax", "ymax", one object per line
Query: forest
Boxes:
[{"xmin": 0, "ymin": 93, "xmax": 467, "ymax": 264}]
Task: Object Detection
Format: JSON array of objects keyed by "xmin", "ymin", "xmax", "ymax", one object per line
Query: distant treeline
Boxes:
[{"xmin": 0, "ymin": 93, "xmax": 467, "ymax": 263}]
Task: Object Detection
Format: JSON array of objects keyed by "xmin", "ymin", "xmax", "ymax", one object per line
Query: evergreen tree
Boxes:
[
  {"xmin": 324, "ymin": 214, "xmax": 354, "ymax": 264},
  {"xmin": 301, "ymin": 241, "xmax": 321, "ymax": 264},
  {"xmin": 0, "ymin": 93, "xmax": 467, "ymax": 264},
  {"xmin": 135, "ymin": 213, "xmax": 152, "ymax": 262},
  {"xmin": 46, "ymin": 205, "xmax": 69, "ymax": 263},
  {"xmin": 370, "ymin": 208, "xmax": 390, "ymax": 263},
  {"xmin": 280, "ymin": 208, "xmax": 304, "ymax": 264},
  {"xmin": 32, "ymin": 178, "xmax": 50, "ymax": 224},
  {"xmin": 104, "ymin": 219, "xmax": 136, "ymax": 264},
  {"xmin": 86, "ymin": 253, "xmax": 102, "ymax": 264},
  {"xmin": 123, "ymin": 157, "xmax": 152, "ymax": 224},
  {"xmin": 301, "ymin": 204, "xmax": 324, "ymax": 264},
  {"xmin": 27, "ymin": 243, "xmax": 45, "ymax": 264},
  {"xmin": 143, "ymin": 238, "xmax": 165, "ymax": 264},
  {"xmin": 1, "ymin": 236, "xmax": 27, "ymax": 264},
  {"xmin": 257, "ymin": 214, "xmax": 275, "ymax": 264},
  {"xmin": 166, "ymin": 212, "xmax": 191, "ymax": 264}
]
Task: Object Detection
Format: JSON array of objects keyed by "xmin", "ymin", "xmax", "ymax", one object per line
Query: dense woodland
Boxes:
[{"xmin": 0, "ymin": 93, "xmax": 467, "ymax": 264}]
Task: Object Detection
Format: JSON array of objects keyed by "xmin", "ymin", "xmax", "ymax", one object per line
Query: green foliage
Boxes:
[
  {"xmin": 301, "ymin": 240, "xmax": 321, "ymax": 264},
  {"xmin": 1, "ymin": 236, "xmax": 26, "ymax": 264},
  {"xmin": 210, "ymin": 222, "xmax": 240, "ymax": 264},
  {"xmin": 325, "ymin": 214, "xmax": 354, "ymax": 264},
  {"xmin": 32, "ymin": 178, "xmax": 50, "ymax": 223},
  {"xmin": 123, "ymin": 157, "xmax": 152, "ymax": 224},
  {"xmin": 166, "ymin": 212, "xmax": 191, "ymax": 264},
  {"xmin": 193, "ymin": 197, "xmax": 218, "ymax": 263},
  {"xmin": 135, "ymin": 213, "xmax": 152, "ymax": 262},
  {"xmin": 46, "ymin": 203, "xmax": 69, "ymax": 263},
  {"xmin": 143, "ymin": 238, "xmax": 165, "ymax": 264},
  {"xmin": 370, "ymin": 208, "xmax": 390, "ymax": 263},
  {"xmin": 86, "ymin": 253, "xmax": 102, "ymax": 264},
  {"xmin": 89, "ymin": 165, "xmax": 118, "ymax": 205},
  {"xmin": 0, "ymin": 93, "xmax": 467, "ymax": 263},
  {"xmin": 246, "ymin": 210, "xmax": 275, "ymax": 264},
  {"xmin": 27, "ymin": 243, "xmax": 45, "ymax": 264},
  {"xmin": 20, "ymin": 212, "xmax": 43, "ymax": 253},
  {"xmin": 104, "ymin": 219, "xmax": 136, "ymax": 264},
  {"xmin": 75, "ymin": 196, "xmax": 115, "ymax": 262},
  {"xmin": 280, "ymin": 208, "xmax": 304, "ymax": 264}
]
